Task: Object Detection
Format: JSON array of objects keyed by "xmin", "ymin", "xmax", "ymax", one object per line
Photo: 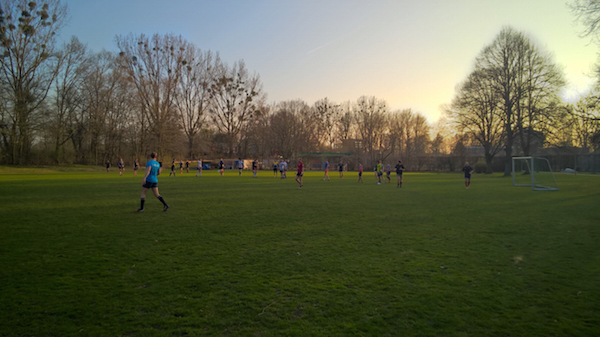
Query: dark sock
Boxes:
[
  {"xmin": 140, "ymin": 198, "xmax": 145, "ymax": 210},
  {"xmin": 157, "ymin": 195, "xmax": 167, "ymax": 206}
]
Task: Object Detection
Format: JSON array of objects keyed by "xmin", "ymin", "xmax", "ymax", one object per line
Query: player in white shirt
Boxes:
[{"xmin": 196, "ymin": 159, "xmax": 202, "ymax": 177}]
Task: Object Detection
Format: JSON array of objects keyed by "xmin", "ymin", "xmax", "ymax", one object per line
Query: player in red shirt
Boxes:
[{"xmin": 296, "ymin": 157, "xmax": 304, "ymax": 188}]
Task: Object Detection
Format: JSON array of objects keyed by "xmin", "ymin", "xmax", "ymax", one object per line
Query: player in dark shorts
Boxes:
[
  {"xmin": 169, "ymin": 159, "xmax": 176, "ymax": 177},
  {"xmin": 395, "ymin": 160, "xmax": 405, "ymax": 188},
  {"xmin": 179, "ymin": 160, "xmax": 183, "ymax": 174},
  {"xmin": 238, "ymin": 158, "xmax": 244, "ymax": 176},
  {"xmin": 133, "ymin": 159, "xmax": 139, "ymax": 176},
  {"xmin": 338, "ymin": 161, "xmax": 344, "ymax": 178},
  {"xmin": 296, "ymin": 157, "xmax": 304, "ymax": 188},
  {"xmin": 118, "ymin": 158, "xmax": 124, "ymax": 176},
  {"xmin": 386, "ymin": 163, "xmax": 392, "ymax": 183},
  {"xmin": 136, "ymin": 152, "xmax": 169, "ymax": 212},
  {"xmin": 219, "ymin": 158, "xmax": 225, "ymax": 176},
  {"xmin": 358, "ymin": 162, "xmax": 363, "ymax": 183},
  {"xmin": 185, "ymin": 160, "xmax": 190, "ymax": 173},
  {"xmin": 273, "ymin": 161, "xmax": 278, "ymax": 177},
  {"xmin": 462, "ymin": 162, "xmax": 474, "ymax": 189},
  {"xmin": 105, "ymin": 160, "xmax": 110, "ymax": 173},
  {"xmin": 252, "ymin": 159, "xmax": 258, "ymax": 178}
]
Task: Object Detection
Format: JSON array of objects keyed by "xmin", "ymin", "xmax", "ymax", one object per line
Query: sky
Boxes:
[{"xmin": 59, "ymin": 0, "xmax": 599, "ymax": 122}]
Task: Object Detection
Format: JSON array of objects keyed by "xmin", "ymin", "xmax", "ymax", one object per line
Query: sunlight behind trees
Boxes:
[{"xmin": 0, "ymin": 0, "xmax": 599, "ymax": 172}]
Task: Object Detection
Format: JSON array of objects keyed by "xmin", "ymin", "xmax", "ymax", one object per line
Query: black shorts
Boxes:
[
  {"xmin": 296, "ymin": 172, "xmax": 303, "ymax": 177},
  {"xmin": 359, "ymin": 172, "xmax": 362, "ymax": 176},
  {"xmin": 143, "ymin": 182, "xmax": 158, "ymax": 189}
]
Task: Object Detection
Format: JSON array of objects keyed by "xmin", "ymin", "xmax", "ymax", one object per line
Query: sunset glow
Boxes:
[{"xmin": 61, "ymin": 0, "xmax": 598, "ymax": 121}]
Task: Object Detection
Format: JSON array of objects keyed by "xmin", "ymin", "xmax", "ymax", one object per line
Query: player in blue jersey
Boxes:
[
  {"xmin": 136, "ymin": 152, "xmax": 169, "ymax": 212},
  {"xmin": 238, "ymin": 158, "xmax": 244, "ymax": 176},
  {"xmin": 323, "ymin": 159, "xmax": 330, "ymax": 181}
]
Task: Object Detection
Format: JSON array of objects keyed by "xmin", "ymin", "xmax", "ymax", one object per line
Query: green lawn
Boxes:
[{"xmin": 0, "ymin": 168, "xmax": 598, "ymax": 336}]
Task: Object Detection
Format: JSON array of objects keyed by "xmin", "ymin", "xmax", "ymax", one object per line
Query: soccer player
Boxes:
[
  {"xmin": 296, "ymin": 157, "xmax": 304, "ymax": 188},
  {"xmin": 185, "ymin": 160, "xmax": 190, "ymax": 173},
  {"xmin": 169, "ymin": 159, "xmax": 177, "ymax": 177},
  {"xmin": 238, "ymin": 158, "xmax": 244, "ymax": 176},
  {"xmin": 118, "ymin": 158, "xmax": 124, "ymax": 176},
  {"xmin": 179, "ymin": 160, "xmax": 183, "ymax": 174},
  {"xmin": 273, "ymin": 161, "xmax": 278, "ymax": 177},
  {"xmin": 338, "ymin": 161, "xmax": 344, "ymax": 178},
  {"xmin": 463, "ymin": 162, "xmax": 474, "ymax": 189},
  {"xmin": 133, "ymin": 159, "xmax": 139, "ymax": 176},
  {"xmin": 358, "ymin": 162, "xmax": 363, "ymax": 183},
  {"xmin": 395, "ymin": 160, "xmax": 405, "ymax": 188},
  {"xmin": 136, "ymin": 152, "xmax": 169, "ymax": 212},
  {"xmin": 196, "ymin": 159, "xmax": 202, "ymax": 177},
  {"xmin": 278, "ymin": 159, "xmax": 284, "ymax": 179},
  {"xmin": 219, "ymin": 158, "xmax": 225, "ymax": 176},
  {"xmin": 376, "ymin": 160, "xmax": 383, "ymax": 185},
  {"xmin": 252, "ymin": 159, "xmax": 258, "ymax": 178},
  {"xmin": 386, "ymin": 163, "xmax": 392, "ymax": 183},
  {"xmin": 105, "ymin": 160, "xmax": 110, "ymax": 173},
  {"xmin": 323, "ymin": 159, "xmax": 330, "ymax": 181}
]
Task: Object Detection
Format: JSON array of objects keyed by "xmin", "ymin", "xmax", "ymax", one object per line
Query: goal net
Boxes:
[{"xmin": 512, "ymin": 157, "xmax": 559, "ymax": 191}]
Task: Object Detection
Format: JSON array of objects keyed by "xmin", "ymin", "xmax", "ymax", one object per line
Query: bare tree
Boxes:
[
  {"xmin": 174, "ymin": 47, "xmax": 219, "ymax": 158},
  {"xmin": 335, "ymin": 100, "xmax": 354, "ymax": 142},
  {"xmin": 447, "ymin": 69, "xmax": 504, "ymax": 173},
  {"xmin": 116, "ymin": 33, "xmax": 187, "ymax": 157},
  {"xmin": 0, "ymin": 0, "xmax": 67, "ymax": 164},
  {"xmin": 208, "ymin": 60, "xmax": 264, "ymax": 157},
  {"xmin": 266, "ymin": 100, "xmax": 318, "ymax": 159},
  {"xmin": 570, "ymin": 0, "xmax": 600, "ymax": 43},
  {"xmin": 312, "ymin": 97, "xmax": 339, "ymax": 149},
  {"xmin": 514, "ymin": 43, "xmax": 565, "ymax": 156},
  {"xmin": 354, "ymin": 96, "xmax": 388, "ymax": 166},
  {"xmin": 475, "ymin": 26, "xmax": 565, "ymax": 175},
  {"xmin": 48, "ymin": 36, "xmax": 90, "ymax": 163}
]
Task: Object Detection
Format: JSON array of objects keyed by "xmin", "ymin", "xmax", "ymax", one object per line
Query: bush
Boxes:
[{"xmin": 474, "ymin": 161, "xmax": 487, "ymax": 173}]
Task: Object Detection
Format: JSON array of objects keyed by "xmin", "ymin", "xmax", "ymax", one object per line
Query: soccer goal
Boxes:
[{"xmin": 512, "ymin": 157, "xmax": 559, "ymax": 191}]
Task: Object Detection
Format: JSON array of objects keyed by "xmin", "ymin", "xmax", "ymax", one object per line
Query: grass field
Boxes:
[{"xmin": 0, "ymin": 167, "xmax": 598, "ymax": 336}]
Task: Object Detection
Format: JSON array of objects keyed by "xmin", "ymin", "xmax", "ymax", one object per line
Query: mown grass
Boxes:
[{"xmin": 0, "ymin": 168, "xmax": 598, "ymax": 336}]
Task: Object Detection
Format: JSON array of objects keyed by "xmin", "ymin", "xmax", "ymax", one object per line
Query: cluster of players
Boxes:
[{"xmin": 127, "ymin": 152, "xmax": 474, "ymax": 212}]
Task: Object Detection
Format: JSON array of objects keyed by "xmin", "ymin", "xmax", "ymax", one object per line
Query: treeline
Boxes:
[{"xmin": 1, "ymin": 0, "xmax": 599, "ymax": 172}]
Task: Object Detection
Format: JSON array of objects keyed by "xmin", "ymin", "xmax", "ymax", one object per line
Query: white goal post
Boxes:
[{"xmin": 512, "ymin": 157, "xmax": 559, "ymax": 191}]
